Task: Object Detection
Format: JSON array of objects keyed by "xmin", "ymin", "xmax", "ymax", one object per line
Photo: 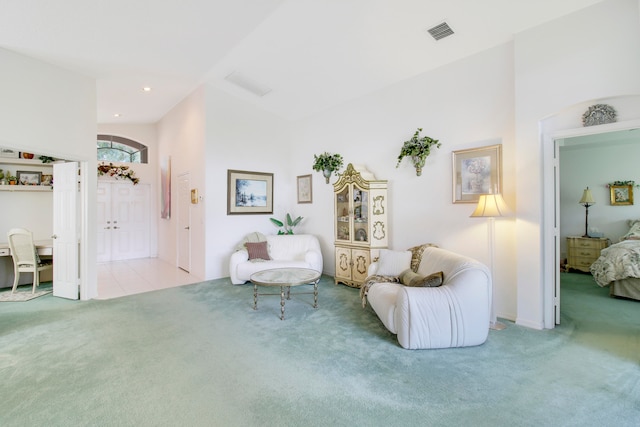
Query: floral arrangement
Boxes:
[
  {"xmin": 312, "ymin": 152, "xmax": 344, "ymax": 183},
  {"xmin": 396, "ymin": 128, "xmax": 441, "ymax": 176},
  {"xmin": 606, "ymin": 180, "xmax": 639, "ymax": 188},
  {"xmin": 97, "ymin": 162, "xmax": 140, "ymax": 185}
]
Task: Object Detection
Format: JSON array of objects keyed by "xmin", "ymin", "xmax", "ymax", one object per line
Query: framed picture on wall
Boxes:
[
  {"xmin": 227, "ymin": 169, "xmax": 274, "ymax": 215},
  {"xmin": 452, "ymin": 144, "xmax": 502, "ymax": 203},
  {"xmin": 297, "ymin": 174, "xmax": 312, "ymax": 203},
  {"xmin": 610, "ymin": 185, "xmax": 633, "ymax": 205},
  {"xmin": 17, "ymin": 170, "xmax": 42, "ymax": 185}
]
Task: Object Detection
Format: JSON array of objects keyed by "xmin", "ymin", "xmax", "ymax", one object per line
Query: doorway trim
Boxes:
[{"xmin": 542, "ymin": 118, "xmax": 640, "ymax": 328}]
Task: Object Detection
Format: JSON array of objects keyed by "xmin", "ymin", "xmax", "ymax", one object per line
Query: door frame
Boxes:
[
  {"xmin": 177, "ymin": 172, "xmax": 191, "ymax": 273},
  {"xmin": 542, "ymin": 118, "xmax": 640, "ymax": 328}
]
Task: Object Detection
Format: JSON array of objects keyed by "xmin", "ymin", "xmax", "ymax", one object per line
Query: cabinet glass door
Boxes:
[
  {"xmin": 336, "ymin": 186, "xmax": 350, "ymax": 241},
  {"xmin": 353, "ymin": 185, "xmax": 368, "ymax": 243}
]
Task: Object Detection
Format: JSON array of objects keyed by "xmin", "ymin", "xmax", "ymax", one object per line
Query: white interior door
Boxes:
[
  {"xmin": 53, "ymin": 162, "xmax": 79, "ymax": 300},
  {"xmin": 96, "ymin": 182, "xmax": 111, "ymax": 262},
  {"xmin": 177, "ymin": 173, "xmax": 191, "ymax": 272}
]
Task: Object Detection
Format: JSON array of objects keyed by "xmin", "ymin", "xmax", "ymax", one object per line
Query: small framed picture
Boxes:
[
  {"xmin": 610, "ymin": 185, "xmax": 633, "ymax": 205},
  {"xmin": 17, "ymin": 170, "xmax": 42, "ymax": 185},
  {"xmin": 297, "ymin": 174, "xmax": 312, "ymax": 204},
  {"xmin": 41, "ymin": 174, "xmax": 53, "ymax": 186},
  {"xmin": 452, "ymin": 144, "xmax": 502, "ymax": 203},
  {"xmin": 227, "ymin": 169, "xmax": 274, "ymax": 215}
]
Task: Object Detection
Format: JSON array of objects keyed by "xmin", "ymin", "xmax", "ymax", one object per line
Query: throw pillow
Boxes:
[
  {"xmin": 622, "ymin": 221, "xmax": 640, "ymax": 240},
  {"xmin": 246, "ymin": 241, "xmax": 271, "ymax": 260},
  {"xmin": 376, "ymin": 249, "xmax": 412, "ymax": 276},
  {"xmin": 399, "ymin": 269, "xmax": 444, "ymax": 287}
]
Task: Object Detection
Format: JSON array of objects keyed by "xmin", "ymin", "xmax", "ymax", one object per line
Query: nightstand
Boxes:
[{"xmin": 566, "ymin": 236, "xmax": 609, "ymax": 273}]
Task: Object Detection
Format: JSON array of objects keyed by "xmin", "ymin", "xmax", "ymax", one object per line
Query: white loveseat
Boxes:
[
  {"xmin": 229, "ymin": 234, "xmax": 323, "ymax": 285},
  {"xmin": 365, "ymin": 246, "xmax": 491, "ymax": 349}
]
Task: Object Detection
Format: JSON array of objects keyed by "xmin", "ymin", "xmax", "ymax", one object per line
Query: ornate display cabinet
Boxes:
[{"xmin": 333, "ymin": 164, "xmax": 388, "ymax": 288}]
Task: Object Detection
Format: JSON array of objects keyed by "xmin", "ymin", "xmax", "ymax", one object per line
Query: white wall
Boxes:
[
  {"xmin": 97, "ymin": 123, "xmax": 159, "ymax": 256},
  {"xmin": 156, "ymin": 86, "xmax": 207, "ymax": 279},
  {"xmin": 290, "ymin": 43, "xmax": 518, "ymax": 321},
  {"xmin": 204, "ymin": 87, "xmax": 292, "ymax": 279},
  {"xmin": 514, "ymin": 0, "xmax": 640, "ymax": 328},
  {"xmin": 0, "ymin": 47, "xmax": 97, "ymax": 297}
]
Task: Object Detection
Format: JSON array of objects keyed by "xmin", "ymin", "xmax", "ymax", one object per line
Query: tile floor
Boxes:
[{"xmin": 96, "ymin": 258, "xmax": 201, "ymax": 300}]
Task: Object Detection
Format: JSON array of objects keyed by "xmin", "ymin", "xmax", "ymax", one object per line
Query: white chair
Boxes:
[{"xmin": 7, "ymin": 228, "xmax": 53, "ymax": 294}]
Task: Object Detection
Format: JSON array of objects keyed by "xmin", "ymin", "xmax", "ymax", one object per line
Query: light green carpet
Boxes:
[{"xmin": 0, "ymin": 273, "xmax": 638, "ymax": 426}]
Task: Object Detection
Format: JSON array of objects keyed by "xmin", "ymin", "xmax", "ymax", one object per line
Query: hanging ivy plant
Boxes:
[
  {"xmin": 396, "ymin": 128, "xmax": 441, "ymax": 176},
  {"xmin": 97, "ymin": 162, "xmax": 140, "ymax": 185}
]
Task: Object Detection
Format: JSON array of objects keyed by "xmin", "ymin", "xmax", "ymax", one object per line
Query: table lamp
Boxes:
[{"xmin": 579, "ymin": 187, "xmax": 595, "ymax": 238}]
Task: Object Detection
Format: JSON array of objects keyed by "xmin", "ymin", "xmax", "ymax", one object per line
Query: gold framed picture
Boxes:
[
  {"xmin": 610, "ymin": 185, "xmax": 633, "ymax": 205},
  {"xmin": 452, "ymin": 144, "xmax": 502, "ymax": 203},
  {"xmin": 227, "ymin": 169, "xmax": 274, "ymax": 215}
]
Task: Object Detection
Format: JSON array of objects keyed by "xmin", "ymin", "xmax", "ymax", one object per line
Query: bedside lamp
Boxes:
[
  {"xmin": 579, "ymin": 187, "xmax": 595, "ymax": 238},
  {"xmin": 471, "ymin": 192, "xmax": 510, "ymax": 331}
]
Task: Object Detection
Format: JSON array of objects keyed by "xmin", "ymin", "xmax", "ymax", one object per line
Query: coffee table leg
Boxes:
[
  {"xmin": 280, "ymin": 286, "xmax": 286, "ymax": 320},
  {"xmin": 253, "ymin": 284, "xmax": 258, "ymax": 310},
  {"xmin": 313, "ymin": 282, "xmax": 318, "ymax": 309}
]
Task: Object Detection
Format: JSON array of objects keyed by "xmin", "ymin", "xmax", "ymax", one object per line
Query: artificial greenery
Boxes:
[
  {"xmin": 39, "ymin": 155, "xmax": 55, "ymax": 163},
  {"xmin": 396, "ymin": 128, "xmax": 441, "ymax": 176},
  {"xmin": 97, "ymin": 162, "xmax": 140, "ymax": 185},
  {"xmin": 606, "ymin": 180, "xmax": 639, "ymax": 188},
  {"xmin": 312, "ymin": 152, "xmax": 344, "ymax": 183},
  {"xmin": 270, "ymin": 213, "xmax": 303, "ymax": 235}
]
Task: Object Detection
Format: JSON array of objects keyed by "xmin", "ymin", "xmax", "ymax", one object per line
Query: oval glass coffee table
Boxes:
[{"xmin": 250, "ymin": 268, "xmax": 321, "ymax": 320}]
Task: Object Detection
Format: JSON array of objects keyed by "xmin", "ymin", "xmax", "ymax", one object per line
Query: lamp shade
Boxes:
[
  {"xmin": 470, "ymin": 193, "xmax": 510, "ymax": 218},
  {"xmin": 579, "ymin": 188, "xmax": 595, "ymax": 205}
]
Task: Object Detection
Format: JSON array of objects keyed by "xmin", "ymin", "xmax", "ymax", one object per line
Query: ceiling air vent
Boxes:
[
  {"xmin": 224, "ymin": 71, "xmax": 271, "ymax": 97},
  {"xmin": 427, "ymin": 22, "xmax": 454, "ymax": 41}
]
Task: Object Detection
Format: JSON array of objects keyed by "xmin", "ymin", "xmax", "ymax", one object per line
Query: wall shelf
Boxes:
[
  {"xmin": 0, "ymin": 185, "xmax": 52, "ymax": 192},
  {"xmin": 0, "ymin": 158, "xmax": 54, "ymax": 167}
]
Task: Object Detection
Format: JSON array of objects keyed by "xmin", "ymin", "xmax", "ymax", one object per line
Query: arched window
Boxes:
[{"xmin": 97, "ymin": 135, "xmax": 148, "ymax": 164}]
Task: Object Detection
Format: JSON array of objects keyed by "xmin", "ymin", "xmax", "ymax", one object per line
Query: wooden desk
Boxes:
[{"xmin": 0, "ymin": 240, "xmax": 53, "ymax": 257}]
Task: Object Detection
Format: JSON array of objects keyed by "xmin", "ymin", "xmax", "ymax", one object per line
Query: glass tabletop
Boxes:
[{"xmin": 250, "ymin": 268, "xmax": 321, "ymax": 287}]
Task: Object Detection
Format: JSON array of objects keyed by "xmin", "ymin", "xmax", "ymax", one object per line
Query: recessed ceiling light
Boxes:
[
  {"xmin": 114, "ymin": 113, "xmax": 121, "ymax": 118},
  {"xmin": 142, "ymin": 87, "xmax": 152, "ymax": 92}
]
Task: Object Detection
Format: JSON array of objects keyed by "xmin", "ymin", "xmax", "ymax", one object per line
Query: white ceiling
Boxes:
[{"xmin": 0, "ymin": 0, "xmax": 605, "ymax": 124}]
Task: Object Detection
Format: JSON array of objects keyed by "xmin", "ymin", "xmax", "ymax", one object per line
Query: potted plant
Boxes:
[
  {"xmin": 270, "ymin": 213, "xmax": 303, "ymax": 235},
  {"xmin": 7, "ymin": 175, "xmax": 17, "ymax": 185},
  {"xmin": 313, "ymin": 152, "xmax": 344, "ymax": 183},
  {"xmin": 396, "ymin": 128, "xmax": 441, "ymax": 176}
]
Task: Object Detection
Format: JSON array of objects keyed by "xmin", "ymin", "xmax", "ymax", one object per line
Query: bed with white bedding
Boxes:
[{"xmin": 590, "ymin": 220, "xmax": 640, "ymax": 301}]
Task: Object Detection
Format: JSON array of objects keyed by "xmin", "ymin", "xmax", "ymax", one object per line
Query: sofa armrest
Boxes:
[
  {"xmin": 305, "ymin": 249, "xmax": 323, "ymax": 273},
  {"xmin": 229, "ymin": 250, "xmax": 249, "ymax": 284},
  {"xmin": 394, "ymin": 269, "xmax": 490, "ymax": 349}
]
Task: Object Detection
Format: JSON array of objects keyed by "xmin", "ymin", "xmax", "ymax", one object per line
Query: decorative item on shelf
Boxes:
[
  {"xmin": 606, "ymin": 181, "xmax": 635, "ymax": 206},
  {"xmin": 579, "ymin": 187, "xmax": 595, "ymax": 237},
  {"xmin": 396, "ymin": 128, "xmax": 441, "ymax": 176},
  {"xmin": 312, "ymin": 152, "xmax": 344, "ymax": 183},
  {"xmin": 269, "ymin": 213, "xmax": 303, "ymax": 235},
  {"xmin": 21, "ymin": 152, "xmax": 34, "ymax": 159},
  {"xmin": 97, "ymin": 162, "xmax": 140, "ymax": 184},
  {"xmin": 582, "ymin": 104, "xmax": 616, "ymax": 127},
  {"xmin": 7, "ymin": 175, "xmax": 17, "ymax": 185},
  {"xmin": 39, "ymin": 155, "xmax": 55, "ymax": 163}
]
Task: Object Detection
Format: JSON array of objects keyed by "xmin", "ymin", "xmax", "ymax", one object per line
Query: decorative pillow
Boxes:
[
  {"xmin": 245, "ymin": 241, "xmax": 271, "ymax": 260},
  {"xmin": 399, "ymin": 269, "xmax": 444, "ymax": 287},
  {"xmin": 622, "ymin": 221, "xmax": 640, "ymax": 240},
  {"xmin": 376, "ymin": 249, "xmax": 412, "ymax": 276}
]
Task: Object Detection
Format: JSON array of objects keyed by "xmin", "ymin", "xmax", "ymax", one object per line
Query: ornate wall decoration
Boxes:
[{"xmin": 582, "ymin": 104, "xmax": 616, "ymax": 127}]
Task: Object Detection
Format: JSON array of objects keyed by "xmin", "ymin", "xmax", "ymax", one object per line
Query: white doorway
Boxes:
[
  {"xmin": 177, "ymin": 173, "xmax": 191, "ymax": 273},
  {"xmin": 543, "ymin": 118, "xmax": 640, "ymax": 328},
  {"xmin": 97, "ymin": 181, "xmax": 150, "ymax": 262}
]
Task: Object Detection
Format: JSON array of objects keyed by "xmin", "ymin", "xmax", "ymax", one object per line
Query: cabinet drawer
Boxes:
[{"xmin": 570, "ymin": 248, "xmax": 601, "ymax": 258}]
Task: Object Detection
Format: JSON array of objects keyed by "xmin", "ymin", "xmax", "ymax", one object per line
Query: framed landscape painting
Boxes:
[{"xmin": 227, "ymin": 169, "xmax": 273, "ymax": 215}]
